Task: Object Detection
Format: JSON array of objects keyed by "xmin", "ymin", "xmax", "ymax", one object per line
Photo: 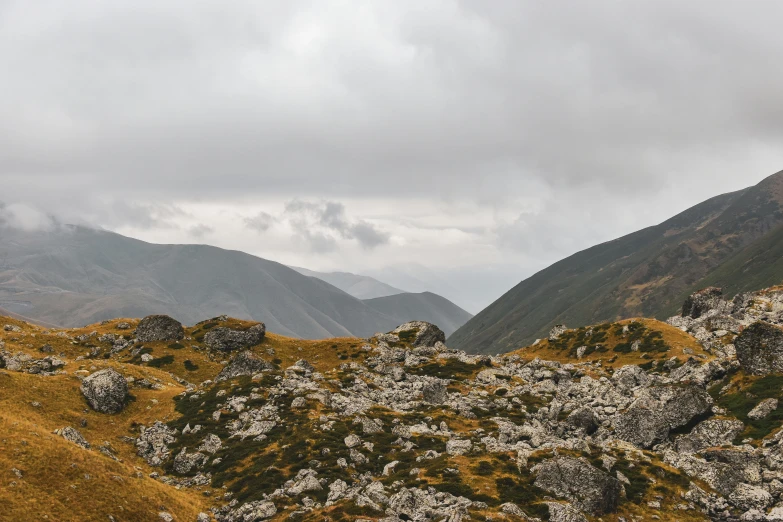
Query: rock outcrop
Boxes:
[
  {"xmin": 534, "ymin": 457, "xmax": 622, "ymax": 515},
  {"xmin": 735, "ymin": 322, "xmax": 783, "ymax": 375},
  {"xmin": 204, "ymin": 323, "xmax": 266, "ymax": 351},
  {"xmin": 391, "ymin": 321, "xmax": 446, "ymax": 348},
  {"xmin": 215, "ymin": 350, "xmax": 274, "ymax": 382},
  {"xmin": 682, "ymin": 287, "xmax": 725, "ymax": 319}
]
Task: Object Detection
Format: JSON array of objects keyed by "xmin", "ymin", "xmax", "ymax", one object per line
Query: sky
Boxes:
[{"xmin": 2, "ymin": 1, "xmax": 783, "ymax": 313}]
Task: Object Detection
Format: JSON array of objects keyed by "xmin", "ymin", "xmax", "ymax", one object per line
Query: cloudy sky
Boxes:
[{"xmin": 2, "ymin": 1, "xmax": 783, "ymax": 312}]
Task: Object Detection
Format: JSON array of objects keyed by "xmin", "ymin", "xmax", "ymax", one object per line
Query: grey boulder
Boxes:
[
  {"xmin": 136, "ymin": 315, "xmax": 184, "ymax": 343},
  {"xmin": 80, "ymin": 368, "xmax": 129, "ymax": 414},
  {"xmin": 534, "ymin": 456, "xmax": 622, "ymax": 515},
  {"xmin": 681, "ymin": 287, "xmax": 724, "ymax": 319},
  {"xmin": 216, "ymin": 351, "xmax": 274, "ymax": 382},
  {"xmin": 204, "ymin": 323, "xmax": 266, "ymax": 352},
  {"xmin": 735, "ymin": 321, "xmax": 783, "ymax": 375},
  {"xmin": 392, "ymin": 321, "xmax": 446, "ymax": 348}
]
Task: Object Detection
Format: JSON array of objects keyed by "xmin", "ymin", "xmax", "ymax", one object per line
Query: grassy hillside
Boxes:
[{"xmin": 450, "ymin": 170, "xmax": 783, "ymax": 354}]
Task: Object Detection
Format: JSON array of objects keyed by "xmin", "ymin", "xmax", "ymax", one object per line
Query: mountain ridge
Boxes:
[
  {"xmin": 0, "ymin": 225, "xmax": 471, "ymax": 339},
  {"xmin": 450, "ymin": 170, "xmax": 783, "ymax": 354}
]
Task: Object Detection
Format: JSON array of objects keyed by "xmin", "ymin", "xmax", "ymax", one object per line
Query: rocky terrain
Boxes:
[{"xmin": 4, "ymin": 286, "xmax": 783, "ymax": 521}]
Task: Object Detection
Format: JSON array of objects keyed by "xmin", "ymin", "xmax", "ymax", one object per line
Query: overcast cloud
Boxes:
[{"xmin": 2, "ymin": 1, "xmax": 783, "ymax": 312}]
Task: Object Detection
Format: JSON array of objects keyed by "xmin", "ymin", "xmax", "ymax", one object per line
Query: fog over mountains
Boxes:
[
  {"xmin": 0, "ymin": 225, "xmax": 471, "ymax": 337},
  {"xmin": 288, "ymin": 266, "xmax": 405, "ymax": 300}
]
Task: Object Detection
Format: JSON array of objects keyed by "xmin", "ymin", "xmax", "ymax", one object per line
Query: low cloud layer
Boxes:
[{"xmin": 2, "ymin": 1, "xmax": 783, "ymax": 311}]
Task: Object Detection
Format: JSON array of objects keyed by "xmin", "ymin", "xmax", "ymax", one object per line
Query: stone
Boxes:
[
  {"xmin": 204, "ymin": 323, "xmax": 266, "ymax": 352},
  {"xmin": 392, "ymin": 321, "xmax": 446, "ymax": 348},
  {"xmin": 446, "ymin": 439, "xmax": 472, "ymax": 456},
  {"xmin": 747, "ymin": 398, "xmax": 778, "ymax": 420},
  {"xmin": 215, "ymin": 351, "xmax": 273, "ymax": 382},
  {"xmin": 549, "ymin": 324, "xmax": 568, "ymax": 341},
  {"xmin": 223, "ymin": 500, "xmax": 277, "ymax": 520},
  {"xmin": 136, "ymin": 421, "xmax": 177, "ymax": 466},
  {"xmin": 135, "ymin": 315, "xmax": 184, "ymax": 343},
  {"xmin": 674, "ymin": 418, "xmax": 745, "ymax": 454},
  {"xmin": 547, "ymin": 502, "xmax": 588, "ymax": 522},
  {"xmin": 56, "ymin": 426, "xmax": 90, "ymax": 449},
  {"xmin": 344, "ymin": 434, "xmax": 361, "ymax": 448},
  {"xmin": 728, "ymin": 483, "xmax": 773, "ymax": 511},
  {"xmin": 198, "ymin": 434, "xmax": 222, "ymax": 454},
  {"xmin": 735, "ymin": 322, "xmax": 783, "ymax": 375},
  {"xmin": 682, "ymin": 287, "xmax": 724, "ymax": 319},
  {"xmin": 421, "ymin": 381, "xmax": 447, "ymax": 405},
  {"xmin": 565, "ymin": 407, "xmax": 599, "ymax": 434},
  {"xmin": 534, "ymin": 457, "xmax": 622, "ymax": 515},
  {"xmin": 173, "ymin": 448, "xmax": 206, "ymax": 474},
  {"xmin": 614, "ymin": 385, "xmax": 712, "ymax": 448},
  {"xmin": 80, "ymin": 368, "xmax": 129, "ymax": 414}
]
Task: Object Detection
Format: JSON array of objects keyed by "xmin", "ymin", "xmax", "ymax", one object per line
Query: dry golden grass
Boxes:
[
  {"xmin": 0, "ymin": 371, "xmax": 207, "ymax": 522},
  {"xmin": 511, "ymin": 318, "xmax": 710, "ymax": 370}
]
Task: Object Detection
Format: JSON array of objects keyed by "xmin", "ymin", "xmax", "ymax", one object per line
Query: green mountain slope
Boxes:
[{"xmin": 450, "ymin": 170, "xmax": 783, "ymax": 354}]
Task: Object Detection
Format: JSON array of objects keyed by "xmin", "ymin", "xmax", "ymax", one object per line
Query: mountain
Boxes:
[
  {"xmin": 0, "ymin": 225, "xmax": 473, "ymax": 339},
  {"xmin": 0, "ymin": 225, "xmax": 409, "ymax": 338},
  {"xmin": 450, "ymin": 170, "xmax": 783, "ymax": 354},
  {"xmin": 362, "ymin": 291, "xmax": 473, "ymax": 336},
  {"xmin": 289, "ymin": 266, "xmax": 405, "ymax": 299}
]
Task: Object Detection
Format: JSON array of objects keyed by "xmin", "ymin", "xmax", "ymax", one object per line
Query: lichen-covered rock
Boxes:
[
  {"xmin": 534, "ymin": 457, "xmax": 622, "ymax": 515},
  {"xmin": 218, "ymin": 500, "xmax": 277, "ymax": 521},
  {"xmin": 565, "ymin": 407, "xmax": 599, "ymax": 434},
  {"xmin": 80, "ymin": 368, "xmax": 129, "ymax": 414},
  {"xmin": 682, "ymin": 287, "xmax": 725, "ymax": 319},
  {"xmin": 421, "ymin": 381, "xmax": 447, "ymax": 405},
  {"xmin": 728, "ymin": 483, "xmax": 773, "ymax": 511},
  {"xmin": 198, "ymin": 434, "xmax": 222, "ymax": 454},
  {"xmin": 55, "ymin": 426, "xmax": 90, "ymax": 449},
  {"xmin": 172, "ymin": 448, "xmax": 207, "ymax": 474},
  {"xmin": 392, "ymin": 321, "xmax": 446, "ymax": 348},
  {"xmin": 674, "ymin": 418, "xmax": 745, "ymax": 454},
  {"xmin": 135, "ymin": 315, "xmax": 184, "ymax": 343},
  {"xmin": 614, "ymin": 407, "xmax": 669, "ymax": 448},
  {"xmin": 215, "ymin": 351, "xmax": 273, "ymax": 382},
  {"xmin": 547, "ymin": 502, "xmax": 589, "ymax": 522},
  {"xmin": 747, "ymin": 398, "xmax": 778, "ymax": 420},
  {"xmin": 204, "ymin": 323, "xmax": 266, "ymax": 352},
  {"xmin": 136, "ymin": 421, "xmax": 178, "ymax": 466},
  {"xmin": 614, "ymin": 385, "xmax": 712, "ymax": 448},
  {"xmin": 735, "ymin": 322, "xmax": 783, "ymax": 375},
  {"xmin": 446, "ymin": 439, "xmax": 472, "ymax": 456},
  {"xmin": 549, "ymin": 324, "xmax": 568, "ymax": 341}
]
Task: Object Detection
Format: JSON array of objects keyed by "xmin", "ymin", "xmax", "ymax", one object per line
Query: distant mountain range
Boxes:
[
  {"xmin": 450, "ymin": 170, "xmax": 783, "ymax": 354},
  {"xmin": 0, "ymin": 226, "xmax": 471, "ymax": 337},
  {"xmin": 289, "ymin": 266, "xmax": 406, "ymax": 300}
]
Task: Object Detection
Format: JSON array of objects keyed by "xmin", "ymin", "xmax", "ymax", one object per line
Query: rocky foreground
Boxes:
[{"xmin": 4, "ymin": 288, "xmax": 783, "ymax": 521}]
